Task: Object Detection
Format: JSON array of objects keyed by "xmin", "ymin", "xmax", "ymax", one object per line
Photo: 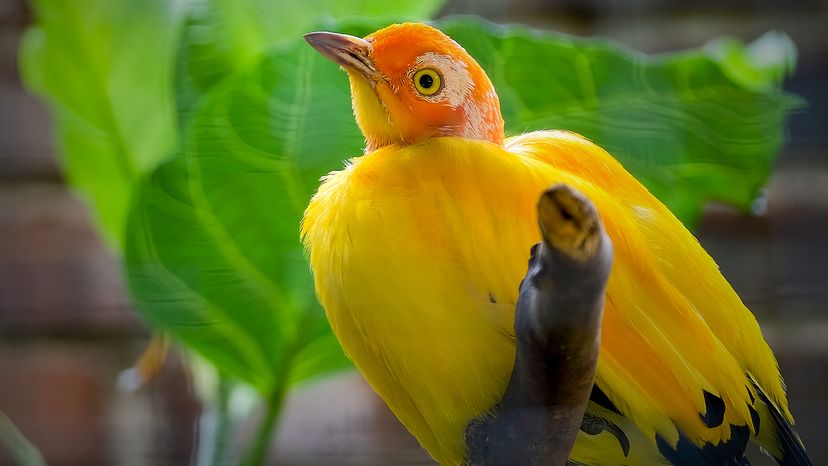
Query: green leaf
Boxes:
[
  {"xmin": 126, "ymin": 14, "xmax": 798, "ymax": 403},
  {"xmin": 176, "ymin": 0, "xmax": 446, "ymax": 123},
  {"xmin": 126, "ymin": 155, "xmax": 349, "ymax": 394},
  {"xmin": 124, "ymin": 36, "xmax": 365, "ymax": 391},
  {"xmin": 704, "ymin": 30, "xmax": 798, "ymax": 92},
  {"xmin": 437, "ymin": 18, "xmax": 800, "ymax": 224},
  {"xmin": 126, "ymin": 17, "xmax": 441, "ymax": 396},
  {"xmin": 19, "ymin": 0, "xmax": 182, "ymax": 249}
]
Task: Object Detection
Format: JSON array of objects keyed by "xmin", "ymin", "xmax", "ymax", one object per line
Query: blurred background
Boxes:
[{"xmin": 1, "ymin": 0, "xmax": 826, "ymax": 465}]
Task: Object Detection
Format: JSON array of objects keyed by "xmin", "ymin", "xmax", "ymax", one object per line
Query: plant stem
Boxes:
[
  {"xmin": 213, "ymin": 378, "xmax": 234, "ymax": 466},
  {"xmin": 196, "ymin": 376, "xmax": 234, "ymax": 466},
  {"xmin": 238, "ymin": 384, "xmax": 287, "ymax": 466},
  {"xmin": 0, "ymin": 411, "xmax": 47, "ymax": 466}
]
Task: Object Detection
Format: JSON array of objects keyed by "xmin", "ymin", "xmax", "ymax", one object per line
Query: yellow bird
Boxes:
[{"xmin": 301, "ymin": 23, "xmax": 809, "ymax": 465}]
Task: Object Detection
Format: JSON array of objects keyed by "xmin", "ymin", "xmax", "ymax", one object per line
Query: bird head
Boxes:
[{"xmin": 305, "ymin": 23, "xmax": 505, "ymax": 151}]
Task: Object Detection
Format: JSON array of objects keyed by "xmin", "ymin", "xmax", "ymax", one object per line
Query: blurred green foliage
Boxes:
[
  {"xmin": 20, "ymin": 0, "xmax": 799, "ymax": 463},
  {"xmin": 439, "ymin": 20, "xmax": 801, "ymax": 224},
  {"xmin": 19, "ymin": 0, "xmax": 181, "ymax": 249}
]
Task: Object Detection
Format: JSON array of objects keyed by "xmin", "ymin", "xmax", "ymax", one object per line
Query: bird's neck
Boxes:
[
  {"xmin": 453, "ymin": 93, "xmax": 505, "ymax": 146},
  {"xmin": 360, "ymin": 102, "xmax": 505, "ymax": 152}
]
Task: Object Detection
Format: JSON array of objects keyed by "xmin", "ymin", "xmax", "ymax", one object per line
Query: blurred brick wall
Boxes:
[{"xmin": 0, "ymin": 2, "xmax": 199, "ymax": 465}]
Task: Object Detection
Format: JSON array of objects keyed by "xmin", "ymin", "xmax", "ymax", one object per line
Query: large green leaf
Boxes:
[
  {"xmin": 176, "ymin": 0, "xmax": 446, "ymax": 123},
  {"xmin": 437, "ymin": 18, "xmax": 800, "ymax": 224},
  {"xmin": 126, "ymin": 154, "xmax": 350, "ymax": 394},
  {"xmin": 128, "ymin": 11, "xmax": 443, "ymax": 397},
  {"xmin": 19, "ymin": 0, "xmax": 182, "ymax": 248},
  {"xmin": 126, "ymin": 16, "xmax": 798, "ymax": 395},
  {"xmin": 704, "ymin": 30, "xmax": 798, "ymax": 92},
  {"xmin": 125, "ymin": 35, "xmax": 366, "ymax": 392},
  {"xmin": 19, "ymin": 0, "xmax": 447, "ymax": 250}
]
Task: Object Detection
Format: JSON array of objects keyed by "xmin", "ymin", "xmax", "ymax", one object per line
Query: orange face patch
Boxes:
[{"xmin": 356, "ymin": 23, "xmax": 505, "ymax": 147}]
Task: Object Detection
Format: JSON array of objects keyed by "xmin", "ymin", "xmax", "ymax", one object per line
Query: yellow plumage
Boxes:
[{"xmin": 302, "ymin": 132, "xmax": 791, "ymax": 465}]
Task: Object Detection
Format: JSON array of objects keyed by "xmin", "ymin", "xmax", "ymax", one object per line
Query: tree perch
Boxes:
[{"xmin": 465, "ymin": 184, "xmax": 613, "ymax": 466}]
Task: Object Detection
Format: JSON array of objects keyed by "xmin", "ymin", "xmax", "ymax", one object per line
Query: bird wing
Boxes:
[
  {"xmin": 508, "ymin": 130, "xmax": 806, "ymax": 464},
  {"xmin": 302, "ymin": 133, "xmax": 807, "ymax": 465}
]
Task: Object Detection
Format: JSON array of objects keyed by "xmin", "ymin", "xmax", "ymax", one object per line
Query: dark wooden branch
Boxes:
[{"xmin": 465, "ymin": 184, "xmax": 613, "ymax": 466}]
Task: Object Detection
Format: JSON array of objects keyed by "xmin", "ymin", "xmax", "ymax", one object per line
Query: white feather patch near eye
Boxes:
[
  {"xmin": 413, "ymin": 52, "xmax": 474, "ymax": 107},
  {"xmin": 461, "ymin": 88, "xmax": 500, "ymax": 141}
]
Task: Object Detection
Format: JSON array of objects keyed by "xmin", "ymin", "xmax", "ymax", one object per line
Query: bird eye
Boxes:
[{"xmin": 413, "ymin": 68, "xmax": 442, "ymax": 96}]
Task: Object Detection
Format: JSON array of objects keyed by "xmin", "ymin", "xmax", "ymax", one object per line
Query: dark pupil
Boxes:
[{"xmin": 419, "ymin": 73, "xmax": 434, "ymax": 89}]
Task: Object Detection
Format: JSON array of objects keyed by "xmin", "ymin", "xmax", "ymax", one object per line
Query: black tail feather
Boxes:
[{"xmin": 750, "ymin": 379, "xmax": 812, "ymax": 466}]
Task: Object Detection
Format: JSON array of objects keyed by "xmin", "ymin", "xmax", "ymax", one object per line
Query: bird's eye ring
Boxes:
[{"xmin": 413, "ymin": 68, "xmax": 442, "ymax": 96}]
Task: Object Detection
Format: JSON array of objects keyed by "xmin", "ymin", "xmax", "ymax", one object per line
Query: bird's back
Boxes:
[{"xmin": 302, "ymin": 131, "xmax": 806, "ymax": 465}]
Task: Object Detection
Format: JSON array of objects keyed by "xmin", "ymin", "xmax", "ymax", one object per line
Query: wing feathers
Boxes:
[
  {"xmin": 304, "ymin": 133, "xmax": 804, "ymax": 465},
  {"xmin": 510, "ymin": 131, "xmax": 781, "ymax": 452},
  {"xmin": 748, "ymin": 373, "xmax": 812, "ymax": 465}
]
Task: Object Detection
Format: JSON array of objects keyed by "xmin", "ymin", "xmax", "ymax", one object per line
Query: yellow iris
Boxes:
[{"xmin": 414, "ymin": 68, "xmax": 441, "ymax": 95}]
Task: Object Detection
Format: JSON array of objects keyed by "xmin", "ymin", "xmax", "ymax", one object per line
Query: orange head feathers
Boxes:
[{"xmin": 305, "ymin": 23, "xmax": 505, "ymax": 150}]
